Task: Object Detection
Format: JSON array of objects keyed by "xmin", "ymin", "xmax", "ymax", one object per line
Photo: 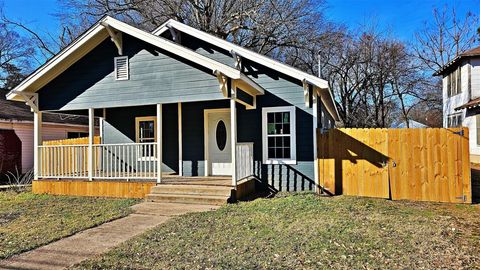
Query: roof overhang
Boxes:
[
  {"xmin": 153, "ymin": 20, "xmax": 329, "ymax": 89},
  {"xmin": 153, "ymin": 19, "xmax": 339, "ymax": 120},
  {"xmin": 455, "ymin": 97, "xmax": 480, "ymax": 111},
  {"xmin": 7, "ymin": 16, "xmax": 263, "ymax": 104}
]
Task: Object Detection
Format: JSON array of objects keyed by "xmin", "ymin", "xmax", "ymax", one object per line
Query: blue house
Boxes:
[{"xmin": 6, "ymin": 17, "xmax": 339, "ymax": 203}]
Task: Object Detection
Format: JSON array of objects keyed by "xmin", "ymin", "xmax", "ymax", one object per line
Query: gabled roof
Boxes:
[
  {"xmin": 153, "ymin": 19, "xmax": 340, "ymax": 120},
  {"xmin": 433, "ymin": 45, "xmax": 480, "ymax": 76},
  {"xmin": 6, "ymin": 16, "xmax": 264, "ymax": 102}
]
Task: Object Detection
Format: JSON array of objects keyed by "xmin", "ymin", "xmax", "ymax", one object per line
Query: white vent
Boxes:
[{"xmin": 114, "ymin": 56, "xmax": 129, "ymax": 80}]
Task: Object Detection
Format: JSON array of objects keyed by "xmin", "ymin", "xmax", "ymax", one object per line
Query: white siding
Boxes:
[
  {"xmin": 0, "ymin": 121, "xmax": 90, "ymax": 173},
  {"xmin": 443, "ymin": 58, "xmax": 480, "ymax": 158},
  {"xmin": 472, "ymin": 59, "xmax": 480, "ymax": 99}
]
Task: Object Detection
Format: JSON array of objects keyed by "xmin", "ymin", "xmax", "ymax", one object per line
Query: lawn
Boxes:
[
  {"xmin": 0, "ymin": 191, "xmax": 138, "ymax": 259},
  {"xmin": 74, "ymin": 193, "xmax": 480, "ymax": 269}
]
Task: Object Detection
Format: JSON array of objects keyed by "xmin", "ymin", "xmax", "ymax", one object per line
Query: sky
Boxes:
[{"xmin": 2, "ymin": 0, "xmax": 480, "ymax": 42}]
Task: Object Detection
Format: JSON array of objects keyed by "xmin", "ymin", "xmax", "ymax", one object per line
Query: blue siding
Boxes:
[
  {"xmin": 102, "ymin": 104, "xmax": 178, "ymax": 173},
  {"xmin": 164, "ymin": 32, "xmax": 322, "ymax": 191},
  {"xmin": 38, "ymin": 35, "xmax": 224, "ymax": 111},
  {"xmin": 237, "ymin": 92, "xmax": 315, "ymax": 192}
]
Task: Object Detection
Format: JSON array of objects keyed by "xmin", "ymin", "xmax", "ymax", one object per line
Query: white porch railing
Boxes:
[
  {"xmin": 236, "ymin": 142, "xmax": 254, "ymax": 181},
  {"xmin": 39, "ymin": 142, "xmax": 253, "ymax": 183},
  {"xmin": 39, "ymin": 143, "xmax": 158, "ymax": 180}
]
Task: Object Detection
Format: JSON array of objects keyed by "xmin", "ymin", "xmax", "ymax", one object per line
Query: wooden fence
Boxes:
[
  {"xmin": 40, "ymin": 136, "xmax": 101, "ymax": 177},
  {"xmin": 317, "ymin": 128, "xmax": 472, "ymax": 203}
]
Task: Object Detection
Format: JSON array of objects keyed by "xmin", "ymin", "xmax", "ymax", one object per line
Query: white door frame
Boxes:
[{"xmin": 204, "ymin": 108, "xmax": 231, "ymax": 176}]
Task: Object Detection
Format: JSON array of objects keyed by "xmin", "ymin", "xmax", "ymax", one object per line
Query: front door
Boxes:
[{"xmin": 206, "ymin": 110, "xmax": 232, "ymax": 176}]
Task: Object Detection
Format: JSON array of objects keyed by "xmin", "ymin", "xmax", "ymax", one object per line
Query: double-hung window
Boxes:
[{"xmin": 262, "ymin": 106, "xmax": 296, "ymax": 164}]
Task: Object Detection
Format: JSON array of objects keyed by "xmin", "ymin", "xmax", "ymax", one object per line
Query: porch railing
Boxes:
[
  {"xmin": 39, "ymin": 141, "xmax": 254, "ymax": 183},
  {"xmin": 236, "ymin": 142, "xmax": 254, "ymax": 181},
  {"xmin": 39, "ymin": 143, "xmax": 158, "ymax": 180}
]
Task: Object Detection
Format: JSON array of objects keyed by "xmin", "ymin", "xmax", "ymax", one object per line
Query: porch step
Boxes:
[
  {"xmin": 145, "ymin": 193, "xmax": 229, "ymax": 205},
  {"xmin": 150, "ymin": 184, "xmax": 233, "ymax": 197}
]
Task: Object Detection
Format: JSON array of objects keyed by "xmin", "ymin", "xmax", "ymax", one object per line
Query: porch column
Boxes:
[
  {"xmin": 312, "ymin": 91, "xmax": 319, "ymax": 193},
  {"xmin": 33, "ymin": 110, "xmax": 42, "ymax": 180},
  {"xmin": 88, "ymin": 108, "xmax": 94, "ymax": 181},
  {"xmin": 157, "ymin": 104, "xmax": 163, "ymax": 184},
  {"xmin": 178, "ymin": 102, "xmax": 183, "ymax": 176},
  {"xmin": 230, "ymin": 94, "xmax": 237, "ymax": 189}
]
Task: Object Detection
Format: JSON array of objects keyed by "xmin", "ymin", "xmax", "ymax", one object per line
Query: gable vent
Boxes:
[{"xmin": 114, "ymin": 56, "xmax": 129, "ymax": 80}]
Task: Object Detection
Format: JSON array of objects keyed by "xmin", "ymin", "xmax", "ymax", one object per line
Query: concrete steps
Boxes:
[{"xmin": 145, "ymin": 184, "xmax": 233, "ymax": 205}]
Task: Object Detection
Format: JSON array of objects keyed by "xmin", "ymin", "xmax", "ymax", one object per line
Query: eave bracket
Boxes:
[
  {"xmin": 11, "ymin": 91, "xmax": 39, "ymax": 112},
  {"xmin": 102, "ymin": 23, "xmax": 123, "ymax": 55}
]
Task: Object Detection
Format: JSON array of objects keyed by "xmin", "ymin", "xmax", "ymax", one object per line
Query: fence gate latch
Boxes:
[
  {"xmin": 455, "ymin": 195, "xmax": 466, "ymax": 202},
  {"xmin": 453, "ymin": 130, "xmax": 464, "ymax": 136}
]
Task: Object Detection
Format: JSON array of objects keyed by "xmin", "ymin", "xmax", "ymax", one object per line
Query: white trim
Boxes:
[
  {"xmin": 203, "ymin": 108, "xmax": 231, "ymax": 177},
  {"xmin": 262, "ymin": 106, "xmax": 297, "ymax": 165},
  {"xmin": 7, "ymin": 24, "xmax": 108, "ymax": 101},
  {"xmin": 312, "ymin": 93, "xmax": 319, "ymax": 193},
  {"xmin": 156, "ymin": 104, "xmax": 163, "ymax": 183},
  {"xmin": 178, "ymin": 102, "xmax": 183, "ymax": 176},
  {"xmin": 102, "ymin": 23, "xmax": 123, "ymax": 55},
  {"xmin": 153, "ymin": 20, "xmax": 328, "ymax": 88},
  {"xmin": 153, "ymin": 20, "xmax": 339, "ymax": 121},
  {"xmin": 114, "ymin": 56, "xmax": 129, "ymax": 80},
  {"xmin": 8, "ymin": 16, "xmax": 261, "ymax": 102},
  {"xmin": 88, "ymin": 108, "xmax": 94, "ymax": 181},
  {"xmin": 33, "ymin": 110, "xmax": 42, "ymax": 180},
  {"xmin": 230, "ymin": 93, "xmax": 237, "ymax": 188},
  {"xmin": 104, "ymin": 17, "xmax": 241, "ymax": 79}
]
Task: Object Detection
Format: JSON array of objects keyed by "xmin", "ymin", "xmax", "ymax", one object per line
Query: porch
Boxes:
[{"xmin": 33, "ymin": 100, "xmax": 257, "ymax": 201}]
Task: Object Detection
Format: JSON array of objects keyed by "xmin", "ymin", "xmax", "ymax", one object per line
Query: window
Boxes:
[
  {"xmin": 67, "ymin": 132, "xmax": 88, "ymax": 139},
  {"xmin": 135, "ymin": 116, "xmax": 156, "ymax": 143},
  {"xmin": 447, "ymin": 113, "xmax": 463, "ymax": 128},
  {"xmin": 262, "ymin": 106, "xmax": 296, "ymax": 164},
  {"xmin": 135, "ymin": 116, "xmax": 157, "ymax": 159},
  {"xmin": 447, "ymin": 67, "xmax": 462, "ymax": 97},
  {"xmin": 114, "ymin": 56, "xmax": 129, "ymax": 80}
]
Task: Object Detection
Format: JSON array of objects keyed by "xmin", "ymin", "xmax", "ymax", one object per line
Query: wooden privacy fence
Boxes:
[
  {"xmin": 40, "ymin": 136, "xmax": 101, "ymax": 177},
  {"xmin": 317, "ymin": 128, "xmax": 472, "ymax": 203}
]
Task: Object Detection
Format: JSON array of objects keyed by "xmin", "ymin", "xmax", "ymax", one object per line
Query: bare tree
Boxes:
[
  {"xmin": 56, "ymin": 0, "xmax": 328, "ymax": 58},
  {"xmin": 0, "ymin": 18, "xmax": 33, "ymax": 89},
  {"xmin": 413, "ymin": 5, "xmax": 478, "ymax": 73}
]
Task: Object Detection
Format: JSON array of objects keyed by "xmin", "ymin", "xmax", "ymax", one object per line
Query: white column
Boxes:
[
  {"xmin": 312, "ymin": 90, "xmax": 319, "ymax": 193},
  {"xmin": 88, "ymin": 108, "xmax": 94, "ymax": 181},
  {"xmin": 178, "ymin": 102, "xmax": 183, "ymax": 176},
  {"xmin": 157, "ymin": 104, "xmax": 163, "ymax": 184},
  {"xmin": 33, "ymin": 110, "xmax": 43, "ymax": 180},
  {"xmin": 230, "ymin": 94, "xmax": 237, "ymax": 189}
]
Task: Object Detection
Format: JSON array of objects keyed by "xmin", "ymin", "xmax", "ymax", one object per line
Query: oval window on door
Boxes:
[{"xmin": 216, "ymin": 120, "xmax": 227, "ymax": 151}]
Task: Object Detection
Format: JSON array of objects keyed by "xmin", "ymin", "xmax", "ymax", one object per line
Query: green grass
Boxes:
[
  {"xmin": 73, "ymin": 193, "xmax": 480, "ymax": 269},
  {"xmin": 0, "ymin": 191, "xmax": 138, "ymax": 259}
]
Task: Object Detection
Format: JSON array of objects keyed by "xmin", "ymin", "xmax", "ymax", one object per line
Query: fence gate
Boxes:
[{"xmin": 317, "ymin": 128, "xmax": 471, "ymax": 203}]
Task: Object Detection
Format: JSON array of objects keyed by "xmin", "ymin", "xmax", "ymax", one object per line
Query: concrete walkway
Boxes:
[{"xmin": 0, "ymin": 202, "xmax": 219, "ymax": 270}]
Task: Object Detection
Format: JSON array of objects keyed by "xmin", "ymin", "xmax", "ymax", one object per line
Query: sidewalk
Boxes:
[{"xmin": 0, "ymin": 202, "xmax": 219, "ymax": 270}]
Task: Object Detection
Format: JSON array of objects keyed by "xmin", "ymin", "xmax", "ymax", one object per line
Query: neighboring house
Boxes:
[
  {"xmin": 391, "ymin": 119, "xmax": 429, "ymax": 129},
  {"xmin": 6, "ymin": 16, "xmax": 339, "ymax": 198},
  {"xmin": 434, "ymin": 46, "xmax": 480, "ymax": 163},
  {"xmin": 0, "ymin": 90, "xmax": 90, "ymax": 174}
]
